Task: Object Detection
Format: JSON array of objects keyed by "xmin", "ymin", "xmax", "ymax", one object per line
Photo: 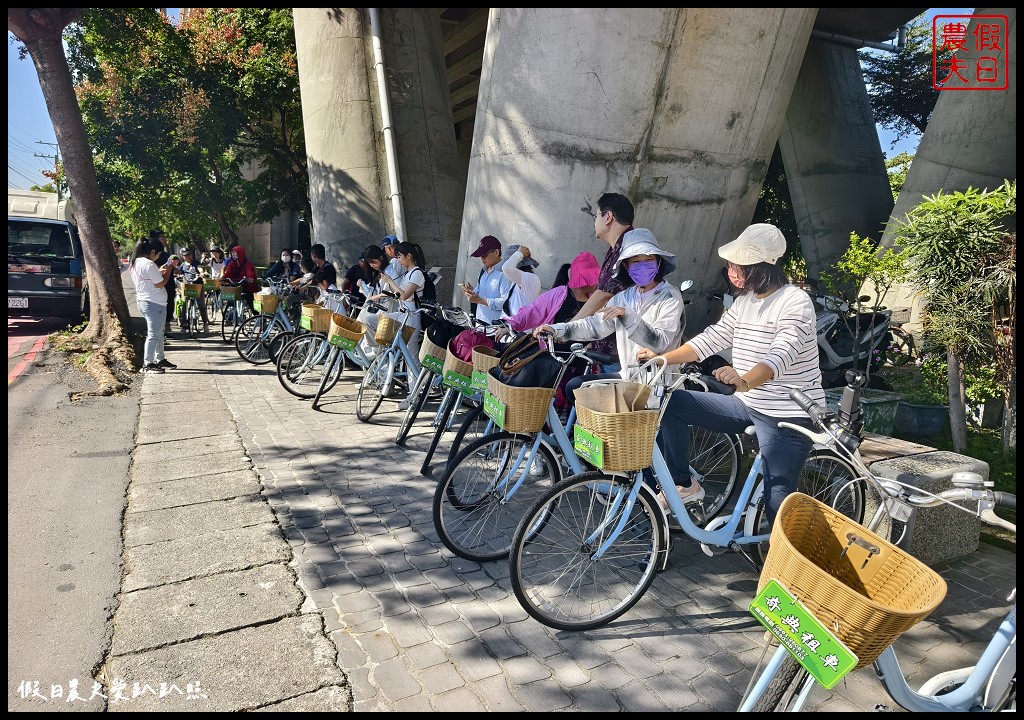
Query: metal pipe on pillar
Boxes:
[{"xmin": 368, "ymin": 8, "xmax": 407, "ymax": 243}]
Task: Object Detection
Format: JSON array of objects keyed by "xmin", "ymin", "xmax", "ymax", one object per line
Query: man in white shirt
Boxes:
[
  {"xmin": 462, "ymin": 235, "xmax": 513, "ymax": 324},
  {"xmin": 381, "ymin": 235, "xmax": 404, "ymax": 280},
  {"xmin": 500, "ymin": 244, "xmax": 541, "ymax": 317}
]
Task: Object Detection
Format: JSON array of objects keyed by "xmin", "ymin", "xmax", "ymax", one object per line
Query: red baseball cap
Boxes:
[{"xmin": 471, "ymin": 235, "xmax": 501, "ymax": 257}]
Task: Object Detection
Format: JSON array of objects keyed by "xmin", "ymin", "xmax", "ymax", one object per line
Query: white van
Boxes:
[{"xmin": 8, "ymin": 189, "xmax": 88, "ymax": 319}]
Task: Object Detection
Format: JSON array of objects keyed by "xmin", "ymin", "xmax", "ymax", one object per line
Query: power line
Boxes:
[
  {"xmin": 8, "ymin": 164, "xmax": 42, "ymax": 185},
  {"xmin": 8, "ymin": 133, "xmax": 36, "ymax": 154}
]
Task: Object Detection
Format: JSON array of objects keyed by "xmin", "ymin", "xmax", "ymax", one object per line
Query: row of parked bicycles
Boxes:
[{"xmin": 211, "ymin": 276, "xmax": 1015, "ymax": 713}]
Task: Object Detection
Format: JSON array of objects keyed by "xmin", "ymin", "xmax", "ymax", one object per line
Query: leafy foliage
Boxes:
[
  {"xmin": 884, "ymin": 152, "xmax": 913, "ymax": 201},
  {"xmin": 65, "ymin": 8, "xmax": 308, "ymax": 249},
  {"xmin": 893, "ymin": 181, "xmax": 1016, "ymax": 451},
  {"xmin": 861, "ymin": 16, "xmax": 950, "ymax": 147}
]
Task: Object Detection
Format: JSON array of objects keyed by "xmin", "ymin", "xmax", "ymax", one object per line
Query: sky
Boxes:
[{"xmin": 8, "ymin": 9, "xmax": 970, "ymax": 192}]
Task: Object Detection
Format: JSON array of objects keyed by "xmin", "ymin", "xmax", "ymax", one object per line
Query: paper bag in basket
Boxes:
[{"xmin": 574, "ymin": 381, "xmax": 651, "ymax": 414}]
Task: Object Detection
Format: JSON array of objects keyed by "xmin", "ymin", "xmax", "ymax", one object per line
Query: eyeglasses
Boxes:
[{"xmin": 592, "ymin": 209, "xmax": 608, "ymax": 219}]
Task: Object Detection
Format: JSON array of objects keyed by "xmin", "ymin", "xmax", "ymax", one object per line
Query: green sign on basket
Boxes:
[
  {"xmin": 748, "ymin": 578, "xmax": 858, "ymax": 689},
  {"xmin": 443, "ymin": 370, "xmax": 473, "ymax": 396},
  {"xmin": 299, "ymin": 315, "xmax": 312, "ymax": 330},
  {"xmin": 573, "ymin": 425, "xmax": 604, "ymax": 469},
  {"xmin": 329, "ymin": 334, "xmax": 356, "ymax": 351},
  {"xmin": 422, "ymin": 355, "xmax": 444, "ymax": 373},
  {"xmin": 483, "ymin": 391, "xmax": 506, "ymax": 429},
  {"xmin": 471, "ymin": 370, "xmax": 488, "ymax": 391}
]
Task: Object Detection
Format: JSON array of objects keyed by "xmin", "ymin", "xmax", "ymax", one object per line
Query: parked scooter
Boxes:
[{"xmin": 806, "ymin": 278, "xmax": 893, "ymax": 388}]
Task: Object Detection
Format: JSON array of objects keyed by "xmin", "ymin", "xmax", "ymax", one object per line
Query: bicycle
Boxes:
[
  {"xmin": 179, "ymin": 279, "xmax": 204, "ymax": 339},
  {"xmin": 354, "ymin": 301, "xmax": 426, "ymax": 422},
  {"xmin": 276, "ymin": 289, "xmax": 366, "ymax": 400},
  {"xmin": 203, "ymin": 276, "xmax": 221, "ymax": 323},
  {"xmin": 234, "ymin": 277, "xmax": 300, "ymax": 365},
  {"xmin": 417, "ymin": 322, "xmax": 514, "ymax": 477},
  {"xmin": 218, "ymin": 279, "xmax": 253, "ymax": 344},
  {"xmin": 395, "ymin": 302, "xmax": 479, "ymax": 446},
  {"xmin": 736, "ymin": 386, "xmax": 1016, "ymax": 712},
  {"xmin": 432, "ymin": 340, "xmax": 615, "ymax": 562},
  {"xmin": 310, "ymin": 293, "xmax": 377, "ymax": 411},
  {"xmin": 506, "ymin": 357, "xmax": 867, "ymax": 631}
]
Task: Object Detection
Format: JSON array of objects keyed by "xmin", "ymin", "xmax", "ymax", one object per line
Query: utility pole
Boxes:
[{"xmin": 35, "ymin": 140, "xmax": 61, "ymax": 200}]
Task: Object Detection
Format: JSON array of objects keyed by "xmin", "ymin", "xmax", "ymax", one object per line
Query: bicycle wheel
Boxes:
[
  {"xmin": 434, "ymin": 432, "xmax": 559, "ymax": 562},
  {"xmin": 277, "ymin": 334, "xmax": 330, "ymax": 399},
  {"xmin": 689, "ymin": 427, "xmax": 742, "ymax": 523},
  {"xmin": 186, "ymin": 300, "xmax": 200, "ymax": 339},
  {"xmin": 235, "ymin": 315, "xmax": 281, "ymax": 365},
  {"xmin": 220, "ymin": 303, "xmax": 238, "ymax": 343},
  {"xmin": 751, "ymin": 449, "xmax": 866, "ymax": 564},
  {"xmin": 745, "ymin": 654, "xmax": 812, "ymax": 711},
  {"xmin": 510, "ymin": 470, "xmax": 664, "ymax": 631},
  {"xmin": 443, "ymin": 403, "xmax": 489, "ymax": 471},
  {"xmin": 396, "ymin": 367, "xmax": 434, "ymax": 445},
  {"xmin": 312, "ymin": 347, "xmax": 347, "ymax": 410},
  {"xmin": 418, "ymin": 387, "xmax": 463, "ymax": 473},
  {"xmin": 206, "ymin": 293, "xmax": 218, "ymax": 323},
  {"xmin": 268, "ymin": 328, "xmax": 295, "ymax": 365},
  {"xmin": 356, "ymin": 351, "xmax": 393, "ymax": 422}
]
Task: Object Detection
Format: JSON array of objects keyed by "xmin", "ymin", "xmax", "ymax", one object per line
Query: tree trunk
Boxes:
[
  {"xmin": 9, "ymin": 9, "xmax": 137, "ymax": 390},
  {"xmin": 947, "ymin": 349, "xmax": 968, "ymax": 453}
]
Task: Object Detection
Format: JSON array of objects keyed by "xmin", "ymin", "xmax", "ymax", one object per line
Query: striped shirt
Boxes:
[{"xmin": 687, "ymin": 284, "xmax": 824, "ymax": 417}]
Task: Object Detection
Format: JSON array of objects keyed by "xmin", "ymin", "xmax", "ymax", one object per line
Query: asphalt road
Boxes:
[{"xmin": 8, "ymin": 308, "xmax": 139, "ymax": 711}]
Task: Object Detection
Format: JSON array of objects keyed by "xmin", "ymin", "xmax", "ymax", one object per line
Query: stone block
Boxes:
[{"xmin": 868, "ymin": 451, "xmax": 985, "ymax": 566}]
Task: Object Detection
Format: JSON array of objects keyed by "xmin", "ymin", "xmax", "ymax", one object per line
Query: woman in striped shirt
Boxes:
[{"xmin": 637, "ymin": 223, "xmax": 824, "ymax": 526}]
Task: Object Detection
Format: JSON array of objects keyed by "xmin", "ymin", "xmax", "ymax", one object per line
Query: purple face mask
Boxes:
[{"xmin": 627, "ymin": 259, "xmax": 660, "ymax": 286}]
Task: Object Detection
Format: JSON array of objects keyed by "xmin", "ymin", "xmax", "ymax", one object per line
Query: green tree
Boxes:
[
  {"xmin": 861, "ymin": 16, "xmax": 950, "ymax": 148},
  {"xmin": 65, "ymin": 8, "xmax": 309, "ymax": 249},
  {"xmin": 892, "ymin": 182, "xmax": 1016, "ymax": 453},
  {"xmin": 884, "ymin": 152, "xmax": 913, "ymax": 201},
  {"xmin": 8, "ymin": 8, "xmax": 136, "ymax": 394},
  {"xmin": 820, "ymin": 231, "xmax": 909, "ymax": 383}
]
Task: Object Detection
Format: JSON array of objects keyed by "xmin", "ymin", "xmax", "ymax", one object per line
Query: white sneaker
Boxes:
[
  {"xmin": 529, "ymin": 459, "xmax": 547, "ymax": 477},
  {"xmin": 657, "ymin": 482, "xmax": 705, "ymax": 510}
]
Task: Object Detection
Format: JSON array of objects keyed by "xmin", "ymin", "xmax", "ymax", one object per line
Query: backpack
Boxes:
[
  {"xmin": 418, "ymin": 267, "xmax": 437, "ymax": 303},
  {"xmin": 412, "ymin": 266, "xmax": 438, "ymax": 331}
]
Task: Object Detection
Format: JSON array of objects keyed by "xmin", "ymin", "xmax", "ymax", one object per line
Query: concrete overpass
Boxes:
[{"xmin": 292, "ymin": 8, "xmax": 1015, "ymax": 333}]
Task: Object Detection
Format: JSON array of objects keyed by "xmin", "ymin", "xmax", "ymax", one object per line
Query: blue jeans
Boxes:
[
  {"xmin": 138, "ymin": 300, "xmax": 167, "ymax": 365},
  {"xmin": 659, "ymin": 389, "xmax": 815, "ymax": 525}
]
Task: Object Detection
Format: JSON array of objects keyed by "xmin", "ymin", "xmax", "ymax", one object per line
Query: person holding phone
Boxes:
[
  {"xmin": 129, "ymin": 237, "xmax": 176, "ymax": 373},
  {"xmin": 463, "ymin": 235, "xmax": 512, "ymax": 324}
]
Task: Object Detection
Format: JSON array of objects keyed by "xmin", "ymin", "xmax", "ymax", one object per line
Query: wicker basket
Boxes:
[
  {"xmin": 759, "ymin": 492, "xmax": 947, "ymax": 669},
  {"xmin": 220, "ymin": 285, "xmax": 240, "ymax": 302},
  {"xmin": 328, "ymin": 313, "xmax": 365, "ymax": 349},
  {"xmin": 203, "ymin": 277, "xmax": 220, "ymax": 292},
  {"xmin": 573, "ymin": 406, "xmax": 659, "ymax": 471},
  {"xmin": 472, "ymin": 346, "xmax": 501, "ymax": 375},
  {"xmin": 300, "ymin": 302, "xmax": 331, "ymax": 333},
  {"xmin": 182, "ymin": 282, "xmax": 204, "ymax": 299},
  {"xmin": 420, "ymin": 335, "xmax": 447, "ymax": 363},
  {"xmin": 486, "ymin": 373, "xmax": 553, "ymax": 434},
  {"xmin": 253, "ymin": 293, "xmax": 279, "ymax": 315},
  {"xmin": 443, "ymin": 345, "xmax": 474, "ymax": 379},
  {"xmin": 471, "ymin": 346, "xmax": 502, "ymax": 392},
  {"xmin": 375, "ymin": 314, "xmax": 415, "ymax": 346}
]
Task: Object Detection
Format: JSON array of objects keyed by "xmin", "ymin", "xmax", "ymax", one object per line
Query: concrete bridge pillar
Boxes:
[
  {"xmin": 294, "ymin": 8, "xmax": 464, "ymax": 277},
  {"xmin": 294, "ymin": 8, "xmax": 386, "ymax": 268},
  {"xmin": 779, "ymin": 38, "xmax": 895, "ymax": 286},
  {"xmin": 379, "ymin": 8, "xmax": 465, "ymax": 297},
  {"xmin": 455, "ymin": 8, "xmax": 816, "ymax": 328}
]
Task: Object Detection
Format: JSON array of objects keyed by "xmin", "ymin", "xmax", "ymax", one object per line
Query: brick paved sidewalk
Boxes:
[{"xmin": 128, "ymin": 331, "xmax": 1016, "ymax": 712}]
